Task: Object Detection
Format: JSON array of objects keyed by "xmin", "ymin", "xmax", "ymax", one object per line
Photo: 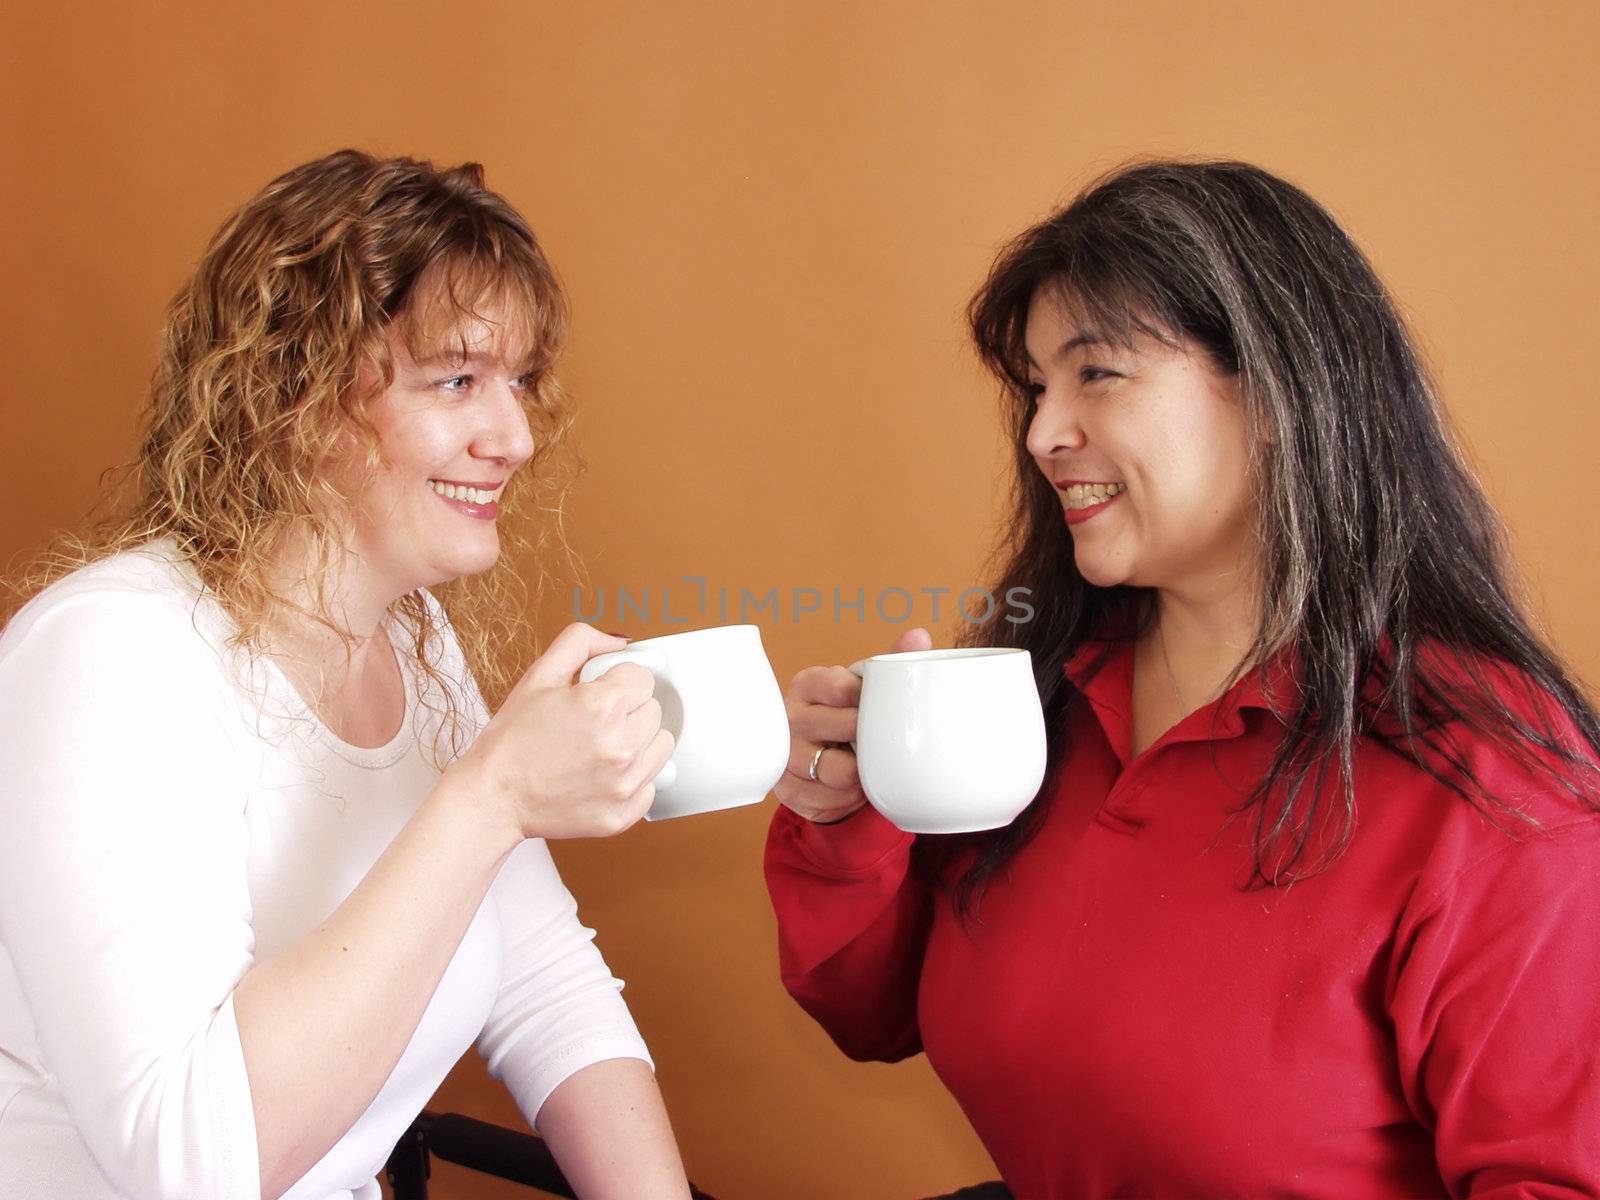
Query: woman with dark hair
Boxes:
[
  {"xmin": 766, "ymin": 161, "xmax": 1600, "ymax": 1196},
  {"xmin": 0, "ymin": 151, "xmax": 690, "ymax": 1199}
]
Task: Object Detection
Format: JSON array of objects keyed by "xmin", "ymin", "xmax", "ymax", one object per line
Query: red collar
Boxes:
[{"xmin": 1063, "ymin": 639, "xmax": 1299, "ymax": 765}]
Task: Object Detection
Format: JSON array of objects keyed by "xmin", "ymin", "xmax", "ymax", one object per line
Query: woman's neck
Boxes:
[
  {"xmin": 263, "ymin": 530, "xmax": 401, "ymax": 644},
  {"xmin": 259, "ymin": 534, "xmax": 409, "ymax": 745},
  {"xmin": 1156, "ymin": 596, "xmax": 1256, "ymax": 685},
  {"xmin": 1130, "ymin": 578, "xmax": 1261, "ymax": 757}
]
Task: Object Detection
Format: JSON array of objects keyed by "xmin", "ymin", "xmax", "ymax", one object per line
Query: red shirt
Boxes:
[{"xmin": 765, "ymin": 641, "xmax": 1600, "ymax": 1198}]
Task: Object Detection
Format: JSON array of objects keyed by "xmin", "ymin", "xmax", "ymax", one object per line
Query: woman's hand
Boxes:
[
  {"xmin": 774, "ymin": 627, "xmax": 932, "ymax": 824},
  {"xmin": 448, "ymin": 623, "xmax": 675, "ymax": 842}
]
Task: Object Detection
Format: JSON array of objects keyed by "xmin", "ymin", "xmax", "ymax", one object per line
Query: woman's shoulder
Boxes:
[
  {"xmin": 1, "ymin": 540, "xmax": 227, "ymax": 667},
  {"xmin": 1379, "ymin": 639, "xmax": 1600, "ymax": 860},
  {"xmin": 1407, "ymin": 639, "xmax": 1593, "ymax": 758}
]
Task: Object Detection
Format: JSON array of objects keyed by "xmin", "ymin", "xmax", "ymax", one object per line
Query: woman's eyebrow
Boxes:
[
  {"xmin": 412, "ymin": 349, "xmax": 503, "ymax": 368},
  {"xmin": 1025, "ymin": 331, "xmax": 1113, "ymax": 369}
]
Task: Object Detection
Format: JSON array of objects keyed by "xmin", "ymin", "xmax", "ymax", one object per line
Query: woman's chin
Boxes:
[
  {"xmin": 419, "ymin": 544, "xmax": 502, "ymax": 589},
  {"xmin": 1073, "ymin": 554, "xmax": 1130, "ymax": 590},
  {"xmin": 449, "ymin": 551, "xmax": 501, "ymax": 583}
]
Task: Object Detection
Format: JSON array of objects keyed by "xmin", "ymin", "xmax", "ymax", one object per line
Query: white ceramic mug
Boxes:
[
  {"xmin": 849, "ymin": 647, "xmax": 1047, "ymax": 834},
  {"xmin": 578, "ymin": 624, "xmax": 790, "ymax": 821}
]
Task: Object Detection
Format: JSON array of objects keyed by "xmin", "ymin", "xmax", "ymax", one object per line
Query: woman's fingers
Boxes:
[
  {"xmin": 775, "ymin": 732, "xmax": 867, "ymax": 824},
  {"xmin": 789, "ymin": 700, "xmax": 859, "ymax": 746},
  {"xmin": 584, "ymin": 662, "xmax": 657, "ymax": 711},
  {"xmin": 777, "ymin": 658, "xmax": 880, "ymax": 822},
  {"xmin": 639, "ymin": 725, "xmax": 676, "ymax": 782},
  {"xmin": 786, "ymin": 740, "xmax": 859, "ymax": 790},
  {"xmin": 889, "ymin": 626, "xmax": 934, "ymax": 654},
  {"xmin": 773, "ymin": 772, "xmax": 867, "ymax": 824},
  {"xmin": 523, "ymin": 622, "xmax": 629, "ymax": 689},
  {"xmin": 620, "ymin": 696, "xmax": 664, "ymax": 751},
  {"xmin": 789, "ymin": 665, "xmax": 862, "ymax": 709},
  {"xmin": 615, "ymin": 724, "xmax": 674, "ymax": 795},
  {"xmin": 784, "ymin": 665, "xmax": 861, "ymax": 744}
]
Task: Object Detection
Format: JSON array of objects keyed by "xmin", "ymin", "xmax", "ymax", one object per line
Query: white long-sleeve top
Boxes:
[{"xmin": 0, "ymin": 542, "xmax": 652, "ymax": 1200}]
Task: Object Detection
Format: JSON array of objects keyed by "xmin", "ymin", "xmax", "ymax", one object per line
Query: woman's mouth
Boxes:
[
  {"xmin": 428, "ymin": 478, "xmax": 503, "ymax": 520},
  {"xmin": 1056, "ymin": 480, "xmax": 1125, "ymax": 526}
]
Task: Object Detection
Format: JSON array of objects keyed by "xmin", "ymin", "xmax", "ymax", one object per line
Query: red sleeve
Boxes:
[
  {"xmin": 763, "ymin": 802, "xmax": 931, "ymax": 1062},
  {"xmin": 1387, "ymin": 813, "xmax": 1600, "ymax": 1197}
]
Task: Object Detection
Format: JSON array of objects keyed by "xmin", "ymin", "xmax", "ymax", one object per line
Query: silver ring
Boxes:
[{"xmin": 807, "ymin": 745, "xmax": 827, "ymax": 782}]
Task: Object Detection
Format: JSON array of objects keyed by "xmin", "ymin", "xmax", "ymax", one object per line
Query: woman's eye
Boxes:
[
  {"xmin": 510, "ymin": 373, "xmax": 534, "ymax": 393},
  {"xmin": 1080, "ymin": 366, "xmax": 1119, "ymax": 384},
  {"xmin": 1025, "ymin": 382, "xmax": 1046, "ymax": 402},
  {"xmin": 438, "ymin": 374, "xmax": 473, "ymax": 392}
]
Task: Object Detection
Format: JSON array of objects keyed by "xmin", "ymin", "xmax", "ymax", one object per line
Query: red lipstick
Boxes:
[
  {"xmin": 433, "ymin": 493, "xmax": 499, "ymax": 521},
  {"xmin": 1064, "ymin": 496, "xmax": 1118, "ymax": 525}
]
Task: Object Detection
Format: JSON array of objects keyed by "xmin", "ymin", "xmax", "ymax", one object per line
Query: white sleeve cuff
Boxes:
[
  {"xmin": 204, "ymin": 994, "xmax": 263, "ymax": 1200},
  {"xmin": 490, "ymin": 1029, "xmax": 655, "ymax": 1132}
]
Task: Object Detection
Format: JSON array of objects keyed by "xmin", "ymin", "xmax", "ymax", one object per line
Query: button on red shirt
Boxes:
[{"xmin": 766, "ymin": 640, "xmax": 1600, "ymax": 1198}]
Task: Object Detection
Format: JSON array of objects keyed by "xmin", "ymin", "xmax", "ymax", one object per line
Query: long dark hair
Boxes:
[{"xmin": 931, "ymin": 160, "xmax": 1600, "ymax": 911}]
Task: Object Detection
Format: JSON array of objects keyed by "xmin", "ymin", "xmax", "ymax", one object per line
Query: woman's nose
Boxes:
[
  {"xmin": 474, "ymin": 381, "xmax": 536, "ymax": 467},
  {"xmin": 1024, "ymin": 390, "xmax": 1086, "ymax": 460}
]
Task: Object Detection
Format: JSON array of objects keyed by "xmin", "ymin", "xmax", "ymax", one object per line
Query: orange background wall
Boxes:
[{"xmin": 3, "ymin": 3, "xmax": 1597, "ymax": 1197}]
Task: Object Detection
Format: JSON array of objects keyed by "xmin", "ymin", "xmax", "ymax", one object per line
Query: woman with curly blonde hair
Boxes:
[{"xmin": 0, "ymin": 150, "xmax": 691, "ymax": 1200}]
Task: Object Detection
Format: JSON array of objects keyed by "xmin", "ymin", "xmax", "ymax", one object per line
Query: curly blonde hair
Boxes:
[{"xmin": 12, "ymin": 149, "xmax": 576, "ymax": 750}]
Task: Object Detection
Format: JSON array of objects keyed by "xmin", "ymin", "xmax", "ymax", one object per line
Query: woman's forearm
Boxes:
[
  {"xmin": 234, "ymin": 769, "xmax": 518, "ymax": 1200},
  {"xmin": 536, "ymin": 1057, "xmax": 691, "ymax": 1199}
]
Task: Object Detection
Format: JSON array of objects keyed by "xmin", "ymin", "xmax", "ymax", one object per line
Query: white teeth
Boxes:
[
  {"xmin": 1063, "ymin": 482, "xmax": 1125, "ymax": 510},
  {"xmin": 429, "ymin": 480, "xmax": 498, "ymax": 505}
]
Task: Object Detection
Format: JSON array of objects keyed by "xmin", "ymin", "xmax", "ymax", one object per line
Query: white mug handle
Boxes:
[
  {"xmin": 577, "ymin": 648, "xmax": 678, "ymax": 792},
  {"xmin": 845, "ymin": 659, "xmax": 869, "ymax": 753}
]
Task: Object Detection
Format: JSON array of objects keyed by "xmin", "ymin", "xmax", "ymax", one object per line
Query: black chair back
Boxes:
[{"xmin": 385, "ymin": 1109, "xmax": 720, "ymax": 1199}]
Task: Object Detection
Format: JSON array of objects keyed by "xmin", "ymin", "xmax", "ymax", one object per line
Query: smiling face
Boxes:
[
  {"xmin": 1022, "ymin": 286, "xmax": 1259, "ymax": 604},
  {"xmin": 341, "ymin": 294, "xmax": 538, "ymax": 599}
]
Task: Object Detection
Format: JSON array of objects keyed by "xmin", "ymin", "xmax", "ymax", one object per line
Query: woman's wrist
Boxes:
[{"xmin": 431, "ymin": 760, "xmax": 524, "ymax": 858}]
